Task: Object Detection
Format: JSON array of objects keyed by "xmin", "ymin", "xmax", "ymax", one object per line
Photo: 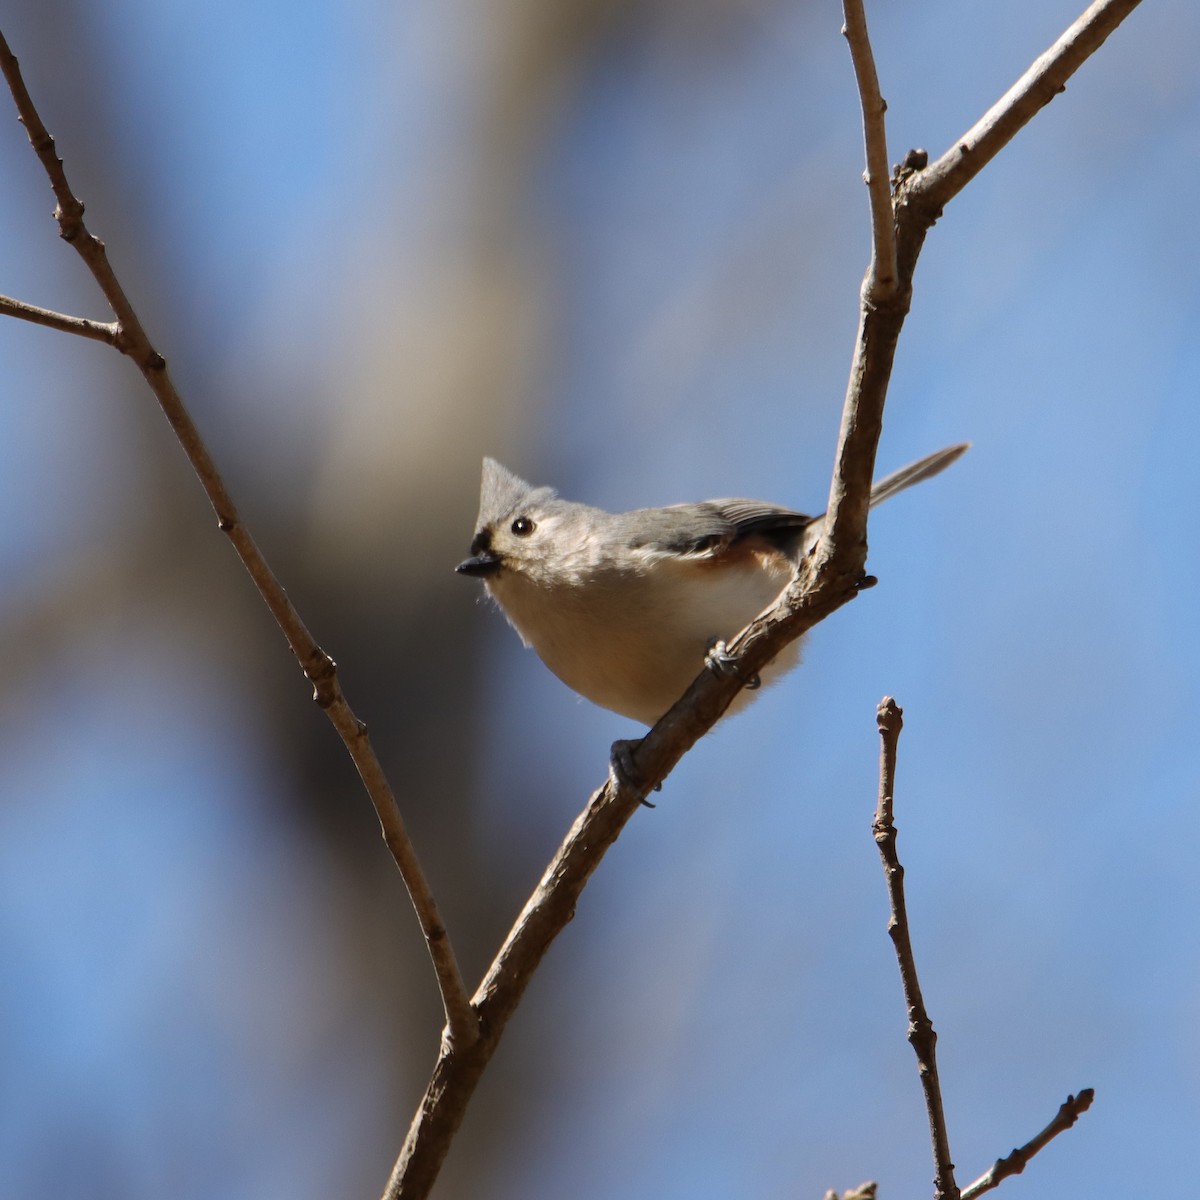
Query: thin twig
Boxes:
[
  {"xmin": 875, "ymin": 698, "xmax": 959, "ymax": 1200},
  {"xmin": 877, "ymin": 704, "xmax": 1096, "ymax": 1200},
  {"xmin": 380, "ymin": 0, "xmax": 1144, "ymax": 1192},
  {"xmin": 0, "ymin": 28, "xmax": 478, "ymax": 1051},
  {"xmin": 898, "ymin": 0, "xmax": 1144, "ymax": 261},
  {"xmin": 0, "ymin": 292, "xmax": 118, "ymax": 343},
  {"xmin": 841, "ymin": 0, "xmax": 897, "ymax": 297},
  {"xmin": 960, "ymin": 1089, "xmax": 1095, "ymax": 1200}
]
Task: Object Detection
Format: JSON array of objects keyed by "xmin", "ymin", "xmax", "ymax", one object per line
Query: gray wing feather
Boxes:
[
  {"xmin": 608, "ymin": 442, "xmax": 967, "ymax": 557},
  {"xmin": 615, "ymin": 501, "xmax": 812, "ymax": 556}
]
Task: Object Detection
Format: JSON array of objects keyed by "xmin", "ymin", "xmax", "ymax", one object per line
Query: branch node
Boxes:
[
  {"xmin": 309, "ymin": 665, "xmax": 338, "ymax": 708},
  {"xmin": 892, "ymin": 147, "xmax": 928, "ymax": 192}
]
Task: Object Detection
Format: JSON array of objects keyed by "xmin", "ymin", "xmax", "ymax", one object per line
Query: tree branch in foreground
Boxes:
[
  {"xmin": 875, "ymin": 699, "xmax": 1095, "ymax": 1200},
  {"xmin": 0, "ymin": 29, "xmax": 477, "ymax": 1052},
  {"xmin": 383, "ymin": 1, "xmax": 1139, "ymax": 1195}
]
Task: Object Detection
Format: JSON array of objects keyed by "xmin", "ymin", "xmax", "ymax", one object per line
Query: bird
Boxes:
[{"xmin": 457, "ymin": 444, "xmax": 967, "ymax": 728}]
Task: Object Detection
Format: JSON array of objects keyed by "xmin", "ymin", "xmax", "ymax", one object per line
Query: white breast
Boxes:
[{"xmin": 487, "ymin": 552, "xmax": 796, "ymax": 726}]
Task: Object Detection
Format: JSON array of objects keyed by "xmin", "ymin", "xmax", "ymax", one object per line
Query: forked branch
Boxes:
[
  {"xmin": 874, "ymin": 700, "xmax": 1095, "ymax": 1200},
  {"xmin": 874, "ymin": 699, "xmax": 959, "ymax": 1200},
  {"xmin": 384, "ymin": 1, "xmax": 1140, "ymax": 1194}
]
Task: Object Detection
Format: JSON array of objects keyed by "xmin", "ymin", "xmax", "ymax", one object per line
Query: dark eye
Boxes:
[{"xmin": 511, "ymin": 516, "xmax": 536, "ymax": 536}]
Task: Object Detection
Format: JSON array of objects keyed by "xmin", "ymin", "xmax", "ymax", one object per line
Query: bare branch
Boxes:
[
  {"xmin": 0, "ymin": 0, "xmax": 1137, "ymax": 1190},
  {"xmin": 381, "ymin": 0, "xmax": 1144, "ymax": 1190},
  {"xmin": 0, "ymin": 292, "xmax": 118, "ymax": 343},
  {"xmin": 0, "ymin": 28, "xmax": 478, "ymax": 1051},
  {"xmin": 874, "ymin": 698, "xmax": 959, "ymax": 1200},
  {"xmin": 961, "ymin": 1089, "xmax": 1096, "ymax": 1200},
  {"xmin": 903, "ymin": 0, "xmax": 1145, "ymax": 229},
  {"xmin": 383, "ymin": 779, "xmax": 644, "ymax": 1197},
  {"xmin": 842, "ymin": 0, "xmax": 898, "ymax": 297},
  {"xmin": 877, "ymin": 703, "xmax": 1096, "ymax": 1200}
]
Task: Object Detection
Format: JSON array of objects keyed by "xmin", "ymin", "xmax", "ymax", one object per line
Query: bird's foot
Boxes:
[
  {"xmin": 610, "ymin": 739, "xmax": 660, "ymax": 807},
  {"xmin": 704, "ymin": 639, "xmax": 760, "ymax": 690}
]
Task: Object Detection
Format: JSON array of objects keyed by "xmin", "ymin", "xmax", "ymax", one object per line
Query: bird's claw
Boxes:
[
  {"xmin": 610, "ymin": 739, "xmax": 659, "ymax": 807},
  {"xmin": 704, "ymin": 639, "xmax": 760, "ymax": 690}
]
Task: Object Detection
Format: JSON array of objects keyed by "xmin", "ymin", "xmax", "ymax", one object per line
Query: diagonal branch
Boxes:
[
  {"xmin": 961, "ymin": 1088, "xmax": 1095, "ymax": 1200},
  {"xmin": 0, "ymin": 292, "xmax": 118, "ymax": 343},
  {"xmin": 899, "ymin": 0, "xmax": 1145, "ymax": 260},
  {"xmin": 0, "ymin": 28, "xmax": 477, "ymax": 1052},
  {"xmin": 874, "ymin": 699, "xmax": 959, "ymax": 1200}
]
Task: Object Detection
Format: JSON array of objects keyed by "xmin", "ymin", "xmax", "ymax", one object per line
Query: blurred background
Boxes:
[{"xmin": 0, "ymin": 0, "xmax": 1195, "ymax": 1196}]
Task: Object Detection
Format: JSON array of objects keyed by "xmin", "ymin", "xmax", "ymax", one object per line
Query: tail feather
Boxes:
[{"xmin": 868, "ymin": 443, "xmax": 970, "ymax": 508}]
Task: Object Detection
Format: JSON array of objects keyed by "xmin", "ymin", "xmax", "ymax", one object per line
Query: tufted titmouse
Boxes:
[{"xmin": 457, "ymin": 445, "xmax": 966, "ymax": 727}]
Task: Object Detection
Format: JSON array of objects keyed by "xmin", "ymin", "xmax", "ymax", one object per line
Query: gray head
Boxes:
[{"xmin": 455, "ymin": 458, "xmax": 612, "ymax": 587}]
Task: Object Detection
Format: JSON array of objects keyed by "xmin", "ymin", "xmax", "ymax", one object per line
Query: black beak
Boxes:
[{"xmin": 456, "ymin": 552, "xmax": 503, "ymax": 578}]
